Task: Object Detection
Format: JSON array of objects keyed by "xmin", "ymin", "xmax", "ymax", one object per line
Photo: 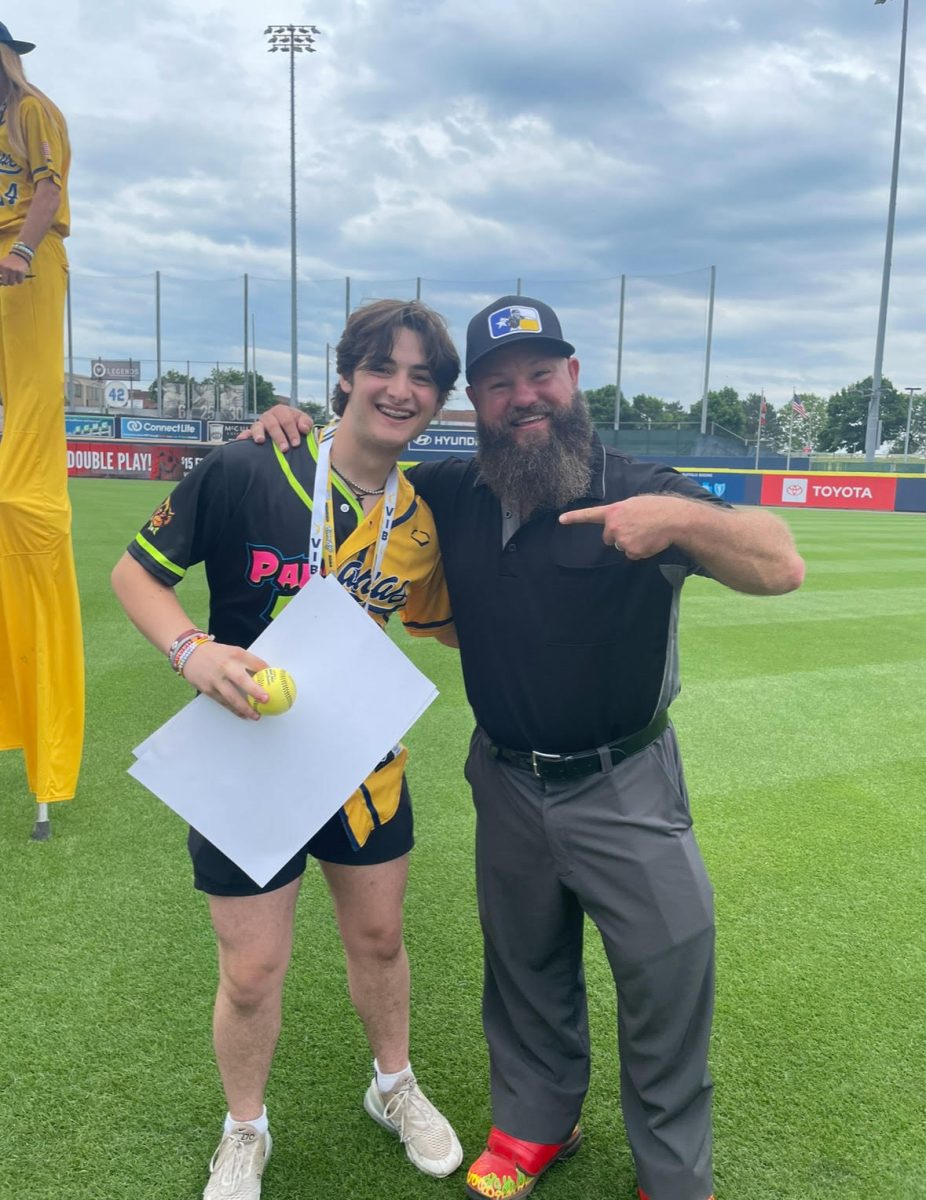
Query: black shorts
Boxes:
[{"xmin": 188, "ymin": 777, "xmax": 414, "ymax": 896}]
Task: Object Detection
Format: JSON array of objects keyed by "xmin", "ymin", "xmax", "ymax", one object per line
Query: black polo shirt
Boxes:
[{"xmin": 410, "ymin": 436, "xmax": 727, "ymax": 754}]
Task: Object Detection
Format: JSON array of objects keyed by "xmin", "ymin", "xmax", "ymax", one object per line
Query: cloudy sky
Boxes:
[{"xmin": 7, "ymin": 0, "xmax": 924, "ymax": 413}]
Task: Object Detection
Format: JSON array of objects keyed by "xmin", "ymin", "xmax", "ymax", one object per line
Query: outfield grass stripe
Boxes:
[
  {"xmin": 789, "ymin": 537, "xmax": 926, "ymax": 551},
  {"xmin": 681, "ymin": 629, "xmax": 925, "ymax": 679},
  {"xmin": 803, "ymin": 556, "xmax": 926, "ymax": 569},
  {"xmin": 682, "ymin": 586, "xmax": 926, "ymax": 625},
  {"xmin": 675, "ymin": 662, "xmax": 923, "ymax": 787},
  {"xmin": 678, "ymin": 654, "xmax": 926, "ymax": 707}
]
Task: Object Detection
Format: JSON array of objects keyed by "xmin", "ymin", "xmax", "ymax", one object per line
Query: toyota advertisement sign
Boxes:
[{"xmin": 762, "ymin": 474, "xmax": 898, "ymax": 511}]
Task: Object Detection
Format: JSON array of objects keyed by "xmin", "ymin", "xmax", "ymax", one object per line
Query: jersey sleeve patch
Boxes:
[{"xmin": 22, "ymin": 99, "xmax": 64, "ymax": 187}]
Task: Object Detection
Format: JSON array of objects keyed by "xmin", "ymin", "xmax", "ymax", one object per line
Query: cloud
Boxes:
[{"xmin": 6, "ymin": 0, "xmax": 921, "ymax": 409}]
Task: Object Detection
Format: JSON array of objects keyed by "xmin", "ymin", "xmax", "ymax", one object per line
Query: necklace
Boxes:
[{"xmin": 331, "ymin": 464, "xmax": 386, "ymax": 498}]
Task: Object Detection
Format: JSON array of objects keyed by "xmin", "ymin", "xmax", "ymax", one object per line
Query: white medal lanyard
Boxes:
[{"xmin": 309, "ymin": 422, "xmax": 399, "ymax": 612}]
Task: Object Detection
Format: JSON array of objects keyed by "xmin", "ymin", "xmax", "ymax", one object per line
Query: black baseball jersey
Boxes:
[
  {"xmin": 129, "ymin": 435, "xmax": 453, "ymax": 648},
  {"xmin": 127, "ymin": 434, "xmax": 453, "ymax": 850}
]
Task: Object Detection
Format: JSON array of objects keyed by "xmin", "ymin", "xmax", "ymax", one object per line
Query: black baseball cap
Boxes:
[
  {"xmin": 0, "ymin": 22, "xmax": 35, "ymax": 54},
  {"xmin": 465, "ymin": 295, "xmax": 575, "ymax": 382}
]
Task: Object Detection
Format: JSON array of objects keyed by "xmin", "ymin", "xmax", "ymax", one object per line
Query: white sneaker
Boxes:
[
  {"xmin": 364, "ymin": 1074, "xmax": 463, "ymax": 1177},
  {"xmin": 203, "ymin": 1124, "xmax": 272, "ymax": 1200}
]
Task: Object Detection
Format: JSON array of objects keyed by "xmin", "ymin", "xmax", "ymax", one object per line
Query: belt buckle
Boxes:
[{"xmin": 531, "ymin": 750, "xmax": 562, "ymax": 778}]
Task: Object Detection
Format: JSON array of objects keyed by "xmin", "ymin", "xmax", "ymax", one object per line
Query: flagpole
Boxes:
[
  {"xmin": 786, "ymin": 392, "xmax": 794, "ymax": 471},
  {"xmin": 754, "ymin": 390, "xmax": 764, "ymax": 470}
]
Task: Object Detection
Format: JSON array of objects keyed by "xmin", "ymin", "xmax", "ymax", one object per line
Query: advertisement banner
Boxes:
[
  {"xmin": 405, "ymin": 428, "xmax": 478, "ymax": 462},
  {"xmin": 66, "ymin": 414, "xmax": 115, "ymax": 438},
  {"xmin": 208, "ymin": 420, "xmax": 252, "ymax": 443},
  {"xmin": 91, "ymin": 358, "xmax": 141, "ymax": 381},
  {"xmin": 678, "ymin": 471, "xmax": 746, "ymax": 503},
  {"xmin": 761, "ymin": 474, "xmax": 898, "ymax": 511},
  {"xmin": 67, "ymin": 440, "xmax": 216, "ymax": 480},
  {"xmin": 116, "ymin": 416, "xmax": 205, "ymax": 442}
]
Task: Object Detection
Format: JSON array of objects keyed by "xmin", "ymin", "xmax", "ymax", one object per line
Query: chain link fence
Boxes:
[{"xmin": 64, "ymin": 268, "xmax": 717, "ymax": 419}]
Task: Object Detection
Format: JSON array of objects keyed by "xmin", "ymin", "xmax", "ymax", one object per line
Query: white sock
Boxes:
[
  {"xmin": 225, "ymin": 1105, "xmax": 268, "ymax": 1134},
  {"xmin": 375, "ymin": 1059, "xmax": 413, "ymax": 1093}
]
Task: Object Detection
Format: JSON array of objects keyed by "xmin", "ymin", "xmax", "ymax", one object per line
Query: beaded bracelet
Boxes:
[
  {"xmin": 168, "ymin": 630, "xmax": 214, "ymax": 676},
  {"xmin": 167, "ymin": 627, "xmax": 206, "ymax": 661},
  {"xmin": 168, "ymin": 631, "xmax": 210, "ymax": 666},
  {"xmin": 174, "ymin": 635, "xmax": 213, "ymax": 678}
]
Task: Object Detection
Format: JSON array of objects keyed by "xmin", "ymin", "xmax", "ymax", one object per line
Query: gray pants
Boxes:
[{"xmin": 465, "ymin": 724, "xmax": 715, "ymax": 1200}]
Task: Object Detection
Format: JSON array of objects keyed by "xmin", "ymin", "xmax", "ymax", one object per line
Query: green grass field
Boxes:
[{"xmin": 1, "ymin": 480, "xmax": 924, "ymax": 1200}]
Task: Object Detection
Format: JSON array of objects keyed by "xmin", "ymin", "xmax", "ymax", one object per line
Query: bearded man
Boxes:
[{"xmin": 249, "ymin": 295, "xmax": 805, "ymax": 1200}]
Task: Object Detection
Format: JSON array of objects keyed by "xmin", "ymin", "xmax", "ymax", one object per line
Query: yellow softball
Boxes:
[{"xmin": 247, "ymin": 667, "xmax": 297, "ymax": 716}]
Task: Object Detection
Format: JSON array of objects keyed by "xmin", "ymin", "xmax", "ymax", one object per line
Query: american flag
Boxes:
[
  {"xmin": 792, "ymin": 396, "xmax": 807, "ymax": 418},
  {"xmin": 759, "ymin": 397, "xmax": 767, "ymax": 426}
]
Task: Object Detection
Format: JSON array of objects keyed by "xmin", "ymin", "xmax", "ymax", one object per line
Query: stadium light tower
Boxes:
[
  {"xmin": 865, "ymin": 0, "xmax": 910, "ymax": 462},
  {"xmin": 264, "ymin": 23, "xmax": 320, "ymax": 406}
]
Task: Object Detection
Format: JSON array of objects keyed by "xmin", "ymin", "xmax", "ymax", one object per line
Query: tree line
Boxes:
[
  {"xmin": 147, "ymin": 368, "xmax": 923, "ymax": 456},
  {"xmin": 582, "ymin": 377, "xmax": 925, "ymax": 455}
]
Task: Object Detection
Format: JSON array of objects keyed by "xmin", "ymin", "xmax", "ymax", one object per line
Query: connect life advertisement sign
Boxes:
[
  {"xmin": 762, "ymin": 474, "xmax": 898, "ymax": 511},
  {"xmin": 116, "ymin": 416, "xmax": 205, "ymax": 442}
]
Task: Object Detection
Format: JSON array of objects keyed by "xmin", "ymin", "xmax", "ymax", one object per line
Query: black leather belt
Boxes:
[{"xmin": 489, "ymin": 710, "xmax": 669, "ymax": 781}]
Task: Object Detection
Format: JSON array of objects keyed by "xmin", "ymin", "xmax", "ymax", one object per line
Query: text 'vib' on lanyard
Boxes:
[{"xmin": 308, "ymin": 422, "xmax": 399, "ymax": 612}]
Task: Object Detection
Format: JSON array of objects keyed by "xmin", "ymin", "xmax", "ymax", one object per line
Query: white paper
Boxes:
[{"xmin": 129, "ymin": 574, "xmax": 438, "ymax": 886}]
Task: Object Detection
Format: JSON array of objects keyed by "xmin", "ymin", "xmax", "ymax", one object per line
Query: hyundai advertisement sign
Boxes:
[{"xmin": 405, "ymin": 427, "xmax": 478, "ymax": 462}]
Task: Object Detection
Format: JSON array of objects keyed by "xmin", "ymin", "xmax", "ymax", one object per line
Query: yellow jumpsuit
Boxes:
[{"xmin": 0, "ymin": 94, "xmax": 83, "ymax": 802}]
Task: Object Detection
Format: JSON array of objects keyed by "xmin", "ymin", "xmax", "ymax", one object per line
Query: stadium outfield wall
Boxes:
[{"xmin": 56, "ymin": 429, "xmax": 926, "ymax": 514}]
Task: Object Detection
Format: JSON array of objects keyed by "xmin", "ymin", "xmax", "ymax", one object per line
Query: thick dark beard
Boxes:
[{"xmin": 476, "ymin": 389, "xmax": 594, "ymax": 515}]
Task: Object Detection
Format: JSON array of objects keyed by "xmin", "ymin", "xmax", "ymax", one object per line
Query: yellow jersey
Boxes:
[{"xmin": 0, "ymin": 94, "xmax": 70, "ymax": 237}]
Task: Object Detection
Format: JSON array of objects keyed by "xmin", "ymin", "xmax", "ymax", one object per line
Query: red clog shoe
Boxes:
[{"xmin": 465, "ymin": 1125, "xmax": 582, "ymax": 1199}]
